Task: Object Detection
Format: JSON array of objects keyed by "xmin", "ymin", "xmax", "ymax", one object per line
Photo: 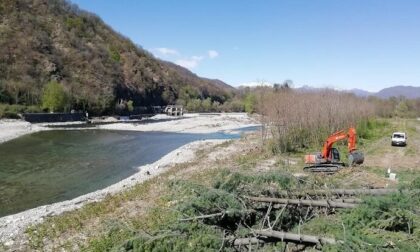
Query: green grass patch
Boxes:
[
  {"xmin": 357, "ymin": 118, "xmax": 392, "ymax": 144},
  {"xmin": 361, "ymin": 166, "xmax": 420, "ymax": 187},
  {"xmin": 234, "ymin": 151, "xmax": 263, "ymax": 170},
  {"xmin": 405, "ymin": 145, "xmax": 417, "ymax": 156}
]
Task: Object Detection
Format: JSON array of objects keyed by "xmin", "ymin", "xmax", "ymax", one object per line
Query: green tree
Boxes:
[
  {"xmin": 243, "ymin": 93, "xmax": 256, "ymax": 113},
  {"xmin": 202, "ymin": 98, "xmax": 212, "ymax": 112},
  {"xmin": 212, "ymin": 101, "xmax": 221, "ymax": 112},
  {"xmin": 226, "ymin": 99, "xmax": 245, "ymax": 112},
  {"xmin": 108, "ymin": 46, "xmax": 120, "ymax": 62},
  {"xmin": 179, "ymin": 85, "xmax": 200, "ymax": 104},
  {"xmin": 186, "ymin": 99, "xmax": 202, "ymax": 112},
  {"xmin": 127, "ymin": 100, "xmax": 134, "ymax": 112},
  {"xmin": 162, "ymin": 88, "xmax": 175, "ymax": 104},
  {"xmin": 395, "ymin": 100, "xmax": 409, "ymax": 117},
  {"xmin": 42, "ymin": 81, "xmax": 68, "ymax": 112}
]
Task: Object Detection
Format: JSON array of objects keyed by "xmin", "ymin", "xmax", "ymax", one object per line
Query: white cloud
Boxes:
[
  {"xmin": 238, "ymin": 81, "xmax": 273, "ymax": 87},
  {"xmin": 192, "ymin": 55, "xmax": 204, "ymax": 61},
  {"xmin": 156, "ymin": 48, "xmax": 218, "ymax": 69},
  {"xmin": 154, "ymin": 47, "xmax": 179, "ymax": 56},
  {"xmin": 208, "ymin": 50, "xmax": 219, "ymax": 59},
  {"xmin": 175, "ymin": 55, "xmax": 204, "ymax": 69}
]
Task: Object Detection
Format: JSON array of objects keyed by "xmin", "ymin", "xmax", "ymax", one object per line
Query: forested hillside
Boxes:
[{"xmin": 0, "ymin": 0, "xmax": 233, "ymax": 115}]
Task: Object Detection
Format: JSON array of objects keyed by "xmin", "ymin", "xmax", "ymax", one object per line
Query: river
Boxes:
[{"xmin": 0, "ymin": 128, "xmax": 255, "ymax": 217}]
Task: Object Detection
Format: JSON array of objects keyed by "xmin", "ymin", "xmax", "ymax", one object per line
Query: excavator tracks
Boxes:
[{"xmin": 303, "ymin": 163, "xmax": 345, "ymax": 173}]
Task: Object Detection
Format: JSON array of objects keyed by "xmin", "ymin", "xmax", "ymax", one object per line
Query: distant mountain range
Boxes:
[
  {"xmin": 348, "ymin": 86, "xmax": 420, "ymax": 99},
  {"xmin": 297, "ymin": 85, "xmax": 420, "ymax": 99}
]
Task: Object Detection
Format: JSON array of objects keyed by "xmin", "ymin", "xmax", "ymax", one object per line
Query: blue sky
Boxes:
[{"xmin": 70, "ymin": 0, "xmax": 420, "ymax": 91}]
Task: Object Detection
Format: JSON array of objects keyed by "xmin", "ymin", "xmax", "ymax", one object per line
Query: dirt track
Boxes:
[{"xmin": 364, "ymin": 119, "xmax": 420, "ymax": 170}]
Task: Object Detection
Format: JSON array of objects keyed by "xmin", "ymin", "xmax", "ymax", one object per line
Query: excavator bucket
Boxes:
[{"xmin": 348, "ymin": 151, "xmax": 364, "ymax": 166}]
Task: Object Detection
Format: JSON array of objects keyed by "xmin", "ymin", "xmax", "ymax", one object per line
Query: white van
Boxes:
[{"xmin": 391, "ymin": 132, "xmax": 407, "ymax": 146}]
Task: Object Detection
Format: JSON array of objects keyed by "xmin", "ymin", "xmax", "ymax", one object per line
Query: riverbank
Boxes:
[
  {"xmin": 97, "ymin": 113, "xmax": 258, "ymax": 133},
  {"xmin": 0, "ymin": 120, "xmax": 44, "ymax": 144}
]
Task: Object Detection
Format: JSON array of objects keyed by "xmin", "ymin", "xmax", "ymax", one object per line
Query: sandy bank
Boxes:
[
  {"xmin": 0, "ymin": 113, "xmax": 258, "ymax": 144},
  {"xmin": 0, "ymin": 120, "xmax": 44, "ymax": 144},
  {"xmin": 97, "ymin": 113, "xmax": 259, "ymax": 133},
  {"xmin": 0, "ymin": 120, "xmax": 84, "ymax": 143}
]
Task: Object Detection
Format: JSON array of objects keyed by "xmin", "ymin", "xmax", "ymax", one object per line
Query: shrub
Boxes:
[
  {"xmin": 258, "ymin": 89, "xmax": 375, "ymax": 152},
  {"xmin": 213, "ymin": 169, "xmax": 294, "ymax": 194},
  {"xmin": 317, "ymin": 190, "xmax": 420, "ymax": 251},
  {"xmin": 118, "ymin": 224, "xmax": 226, "ymax": 252},
  {"xmin": 41, "ymin": 81, "xmax": 68, "ymax": 112},
  {"xmin": 108, "ymin": 46, "xmax": 121, "ymax": 62},
  {"xmin": 0, "ymin": 104, "xmax": 42, "ymax": 118},
  {"xmin": 243, "ymin": 93, "xmax": 256, "ymax": 113},
  {"xmin": 201, "ymin": 98, "xmax": 212, "ymax": 112},
  {"xmin": 84, "ymin": 171, "xmax": 312, "ymax": 252},
  {"xmin": 356, "ymin": 118, "xmax": 389, "ymax": 141},
  {"xmin": 186, "ymin": 99, "xmax": 202, "ymax": 112},
  {"xmin": 127, "ymin": 100, "xmax": 134, "ymax": 112}
]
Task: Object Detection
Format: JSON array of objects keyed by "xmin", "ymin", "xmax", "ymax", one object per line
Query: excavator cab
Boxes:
[{"xmin": 328, "ymin": 148, "xmax": 341, "ymax": 163}]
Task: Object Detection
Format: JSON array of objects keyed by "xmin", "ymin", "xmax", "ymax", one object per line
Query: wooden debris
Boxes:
[
  {"xmin": 254, "ymin": 230, "xmax": 337, "ymax": 245},
  {"xmin": 330, "ymin": 198, "xmax": 362, "ymax": 204},
  {"xmin": 233, "ymin": 230, "xmax": 337, "ymax": 246},
  {"xmin": 275, "ymin": 188, "xmax": 403, "ymax": 197},
  {"xmin": 179, "ymin": 210, "xmax": 255, "ymax": 221},
  {"xmin": 233, "ymin": 237, "xmax": 265, "ymax": 246},
  {"xmin": 247, "ymin": 196, "xmax": 358, "ymax": 208},
  {"xmin": 179, "ymin": 212, "xmax": 226, "ymax": 221}
]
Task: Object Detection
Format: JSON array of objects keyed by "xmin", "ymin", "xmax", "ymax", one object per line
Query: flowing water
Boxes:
[{"xmin": 0, "ymin": 128, "xmax": 256, "ymax": 217}]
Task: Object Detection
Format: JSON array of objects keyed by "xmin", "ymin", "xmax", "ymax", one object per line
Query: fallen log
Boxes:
[
  {"xmin": 179, "ymin": 212, "xmax": 225, "ymax": 221},
  {"xmin": 330, "ymin": 198, "xmax": 362, "ymax": 204},
  {"xmin": 233, "ymin": 237, "xmax": 265, "ymax": 246},
  {"xmin": 275, "ymin": 188, "xmax": 403, "ymax": 197},
  {"xmin": 254, "ymin": 230, "xmax": 337, "ymax": 245},
  {"xmin": 179, "ymin": 209, "xmax": 255, "ymax": 221},
  {"xmin": 233, "ymin": 230, "xmax": 337, "ymax": 246},
  {"xmin": 247, "ymin": 196, "xmax": 358, "ymax": 208}
]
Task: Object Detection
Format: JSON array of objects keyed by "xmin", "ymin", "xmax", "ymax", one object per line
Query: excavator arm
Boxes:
[{"xmin": 321, "ymin": 127, "xmax": 358, "ymax": 159}]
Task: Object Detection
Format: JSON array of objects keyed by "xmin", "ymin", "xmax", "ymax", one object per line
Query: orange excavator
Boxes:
[{"xmin": 304, "ymin": 127, "xmax": 364, "ymax": 172}]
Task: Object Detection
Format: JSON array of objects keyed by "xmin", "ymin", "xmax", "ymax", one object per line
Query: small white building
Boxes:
[{"xmin": 164, "ymin": 105, "xmax": 184, "ymax": 116}]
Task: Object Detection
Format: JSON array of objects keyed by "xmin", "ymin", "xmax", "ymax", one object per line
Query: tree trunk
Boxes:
[
  {"xmin": 275, "ymin": 188, "xmax": 402, "ymax": 197},
  {"xmin": 247, "ymin": 196, "xmax": 358, "ymax": 208},
  {"xmin": 255, "ymin": 230, "xmax": 337, "ymax": 245},
  {"xmin": 233, "ymin": 230, "xmax": 337, "ymax": 246}
]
